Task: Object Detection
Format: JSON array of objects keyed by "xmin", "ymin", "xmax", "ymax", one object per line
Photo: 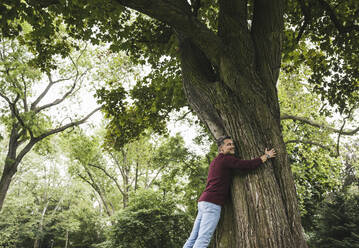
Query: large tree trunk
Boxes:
[
  {"xmin": 178, "ymin": 31, "xmax": 307, "ymax": 248},
  {"xmin": 210, "ymin": 86, "xmax": 305, "ymax": 247}
]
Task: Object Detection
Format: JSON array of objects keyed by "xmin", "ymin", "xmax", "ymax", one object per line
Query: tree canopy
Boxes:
[{"xmin": 1, "ymin": 0, "xmax": 358, "ymax": 146}]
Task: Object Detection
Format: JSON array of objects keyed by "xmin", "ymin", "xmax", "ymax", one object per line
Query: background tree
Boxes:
[
  {"xmin": 311, "ymin": 190, "xmax": 359, "ymax": 248},
  {"xmin": 308, "ymin": 139, "xmax": 359, "ymax": 247},
  {"xmin": 63, "ymin": 129, "xmax": 203, "ymax": 211},
  {"xmin": 0, "ymin": 37, "xmax": 101, "ymax": 211}
]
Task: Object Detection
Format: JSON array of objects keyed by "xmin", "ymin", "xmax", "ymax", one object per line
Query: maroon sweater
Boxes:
[{"xmin": 198, "ymin": 153, "xmax": 262, "ymax": 206}]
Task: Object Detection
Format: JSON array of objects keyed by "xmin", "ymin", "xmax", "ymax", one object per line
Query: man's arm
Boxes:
[{"xmin": 224, "ymin": 148, "xmax": 276, "ymax": 169}]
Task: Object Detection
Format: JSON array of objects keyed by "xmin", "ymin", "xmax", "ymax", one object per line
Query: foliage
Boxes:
[
  {"xmin": 0, "ymin": 154, "xmax": 106, "ymax": 248},
  {"xmin": 1, "ymin": 0, "xmax": 358, "ymax": 119},
  {"xmin": 107, "ymin": 189, "xmax": 191, "ymax": 248},
  {"xmin": 0, "ymin": 194, "xmax": 37, "ymax": 248},
  {"xmin": 309, "ymin": 186, "xmax": 359, "ymax": 248},
  {"xmin": 284, "ymin": 0, "xmax": 359, "ymax": 114},
  {"xmin": 95, "ymin": 57, "xmax": 186, "ymax": 148},
  {"xmin": 278, "ymin": 65, "xmax": 343, "ymax": 230}
]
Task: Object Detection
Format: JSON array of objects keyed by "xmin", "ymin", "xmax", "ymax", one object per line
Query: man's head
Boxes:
[{"xmin": 217, "ymin": 136, "xmax": 235, "ymax": 155}]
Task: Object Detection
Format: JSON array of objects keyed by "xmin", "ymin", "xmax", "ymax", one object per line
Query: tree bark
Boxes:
[
  {"xmin": 175, "ymin": 3, "xmax": 307, "ymax": 245},
  {"xmin": 181, "ymin": 50, "xmax": 306, "ymax": 247},
  {"xmin": 0, "ymin": 161, "xmax": 17, "ymax": 211},
  {"xmin": 33, "ymin": 201, "xmax": 49, "ymax": 248},
  {"xmin": 64, "ymin": 230, "xmax": 69, "ymax": 248}
]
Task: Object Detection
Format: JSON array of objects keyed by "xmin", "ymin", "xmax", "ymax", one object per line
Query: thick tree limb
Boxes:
[
  {"xmin": 281, "ymin": 113, "xmax": 359, "ymax": 135},
  {"xmin": 179, "ymin": 38, "xmax": 226, "ymax": 139},
  {"xmin": 0, "ymin": 92, "xmax": 34, "ymax": 139},
  {"xmin": 218, "ymin": 0, "xmax": 248, "ymax": 30},
  {"xmin": 7, "ymin": 123, "xmax": 19, "ymax": 159},
  {"xmin": 115, "ymin": 0, "xmax": 222, "ymax": 66},
  {"xmin": 217, "ymin": 0, "xmax": 255, "ymax": 77},
  {"xmin": 251, "ymin": 0, "xmax": 284, "ymax": 85},
  {"xmin": 35, "ymin": 107, "xmax": 101, "ymax": 141}
]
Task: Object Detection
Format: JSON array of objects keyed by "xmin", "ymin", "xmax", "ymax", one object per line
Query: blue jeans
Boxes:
[{"xmin": 183, "ymin": 201, "xmax": 221, "ymax": 248}]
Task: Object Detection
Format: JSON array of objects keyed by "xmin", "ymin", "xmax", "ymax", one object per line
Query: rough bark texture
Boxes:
[
  {"xmin": 180, "ymin": 42, "xmax": 307, "ymax": 246},
  {"xmin": 171, "ymin": 0, "xmax": 305, "ymax": 245},
  {"xmin": 210, "ymin": 84, "xmax": 306, "ymax": 247}
]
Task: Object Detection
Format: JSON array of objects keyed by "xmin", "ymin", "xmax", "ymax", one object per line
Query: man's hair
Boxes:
[{"xmin": 216, "ymin": 136, "xmax": 231, "ymax": 149}]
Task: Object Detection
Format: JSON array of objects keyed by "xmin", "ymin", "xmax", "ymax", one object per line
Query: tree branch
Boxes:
[
  {"xmin": 218, "ymin": 0, "xmax": 248, "ymax": 30},
  {"xmin": 35, "ymin": 107, "xmax": 101, "ymax": 141},
  {"xmin": 77, "ymin": 170, "xmax": 113, "ymax": 216},
  {"xmin": 179, "ymin": 38, "xmax": 226, "ymax": 139},
  {"xmin": 21, "ymin": 74, "xmax": 29, "ymax": 112},
  {"xmin": 318, "ymin": 0, "xmax": 359, "ymax": 33},
  {"xmin": 335, "ymin": 107, "xmax": 356, "ymax": 157},
  {"xmin": 175, "ymin": 110, "xmax": 192, "ymax": 122},
  {"xmin": 295, "ymin": 0, "xmax": 311, "ymax": 44},
  {"xmin": 32, "ymin": 67, "xmax": 89, "ymax": 113},
  {"xmin": 109, "ymin": 149, "xmax": 127, "ymax": 180},
  {"xmin": 88, "ymin": 163, "xmax": 125, "ymax": 196},
  {"xmin": 0, "ymin": 92, "xmax": 34, "ymax": 139},
  {"xmin": 281, "ymin": 113, "xmax": 359, "ymax": 135},
  {"xmin": 146, "ymin": 165, "xmax": 167, "ymax": 189},
  {"xmin": 251, "ymin": 0, "xmax": 284, "ymax": 85},
  {"xmin": 285, "ymin": 139, "xmax": 332, "ymax": 152},
  {"xmin": 30, "ymin": 71, "xmax": 67, "ymax": 110},
  {"xmin": 115, "ymin": 0, "xmax": 222, "ymax": 66},
  {"xmin": 14, "ymin": 107, "xmax": 101, "ymax": 166}
]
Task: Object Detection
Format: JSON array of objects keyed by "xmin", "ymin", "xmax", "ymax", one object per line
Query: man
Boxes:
[{"xmin": 183, "ymin": 136, "xmax": 276, "ymax": 248}]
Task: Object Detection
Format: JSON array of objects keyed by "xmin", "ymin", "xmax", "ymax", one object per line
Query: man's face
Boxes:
[{"xmin": 220, "ymin": 139, "xmax": 235, "ymax": 155}]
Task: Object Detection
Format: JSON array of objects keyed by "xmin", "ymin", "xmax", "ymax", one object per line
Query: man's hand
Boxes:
[{"xmin": 260, "ymin": 148, "xmax": 276, "ymax": 163}]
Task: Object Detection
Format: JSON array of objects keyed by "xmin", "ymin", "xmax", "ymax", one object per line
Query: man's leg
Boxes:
[
  {"xmin": 183, "ymin": 202, "xmax": 203, "ymax": 248},
  {"xmin": 193, "ymin": 201, "xmax": 221, "ymax": 248}
]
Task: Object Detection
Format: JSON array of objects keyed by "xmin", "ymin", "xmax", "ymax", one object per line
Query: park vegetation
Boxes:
[{"xmin": 0, "ymin": 0, "xmax": 358, "ymax": 247}]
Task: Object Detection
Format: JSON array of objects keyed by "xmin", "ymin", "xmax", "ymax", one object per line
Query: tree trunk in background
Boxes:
[
  {"xmin": 64, "ymin": 230, "xmax": 69, "ymax": 248},
  {"xmin": 33, "ymin": 201, "xmax": 49, "ymax": 248},
  {"xmin": 0, "ymin": 160, "xmax": 18, "ymax": 211}
]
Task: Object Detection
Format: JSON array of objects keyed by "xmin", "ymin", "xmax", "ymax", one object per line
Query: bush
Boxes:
[
  {"xmin": 309, "ymin": 186, "xmax": 359, "ymax": 248},
  {"xmin": 108, "ymin": 190, "xmax": 191, "ymax": 248}
]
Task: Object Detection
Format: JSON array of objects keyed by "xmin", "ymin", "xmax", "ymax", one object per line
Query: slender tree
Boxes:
[{"xmin": 0, "ymin": 38, "xmax": 100, "ymax": 211}]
